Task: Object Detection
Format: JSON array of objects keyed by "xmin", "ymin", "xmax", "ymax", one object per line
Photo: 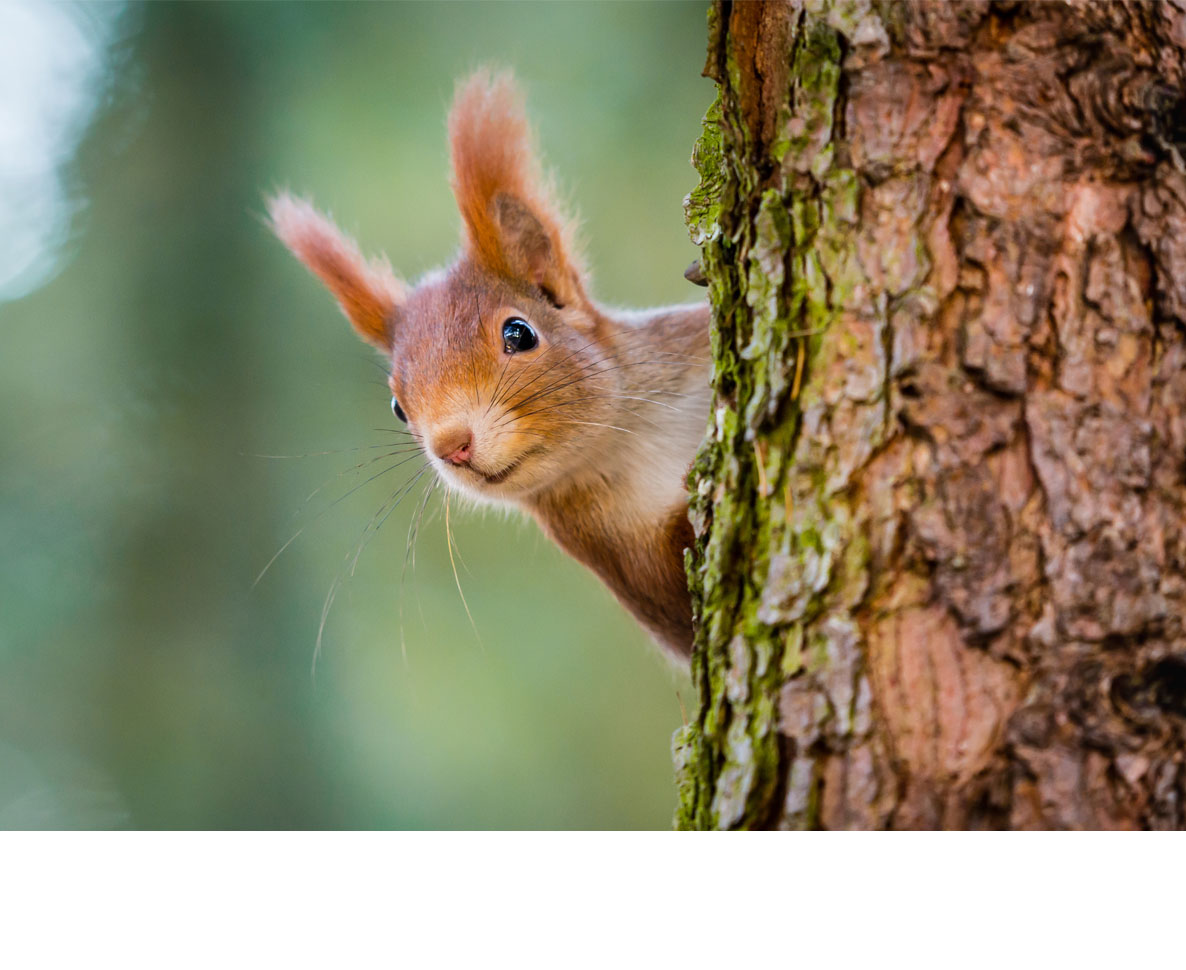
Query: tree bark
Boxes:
[{"xmin": 676, "ymin": 0, "xmax": 1186, "ymax": 829}]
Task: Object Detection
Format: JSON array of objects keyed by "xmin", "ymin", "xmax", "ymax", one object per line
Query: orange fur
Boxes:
[
  {"xmin": 534, "ymin": 481, "xmax": 698, "ymax": 655},
  {"xmin": 448, "ymin": 70, "xmax": 585, "ymax": 307},
  {"xmin": 267, "ymin": 193, "xmax": 405, "ymax": 348}
]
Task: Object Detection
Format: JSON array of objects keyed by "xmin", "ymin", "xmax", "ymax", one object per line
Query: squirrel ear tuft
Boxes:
[
  {"xmin": 448, "ymin": 70, "xmax": 585, "ymax": 308},
  {"xmin": 267, "ymin": 193, "xmax": 405, "ymax": 349}
]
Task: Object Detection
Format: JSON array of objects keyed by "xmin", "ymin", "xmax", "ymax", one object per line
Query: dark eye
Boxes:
[
  {"xmin": 502, "ymin": 317, "xmax": 538, "ymax": 354},
  {"xmin": 390, "ymin": 396, "xmax": 407, "ymax": 423}
]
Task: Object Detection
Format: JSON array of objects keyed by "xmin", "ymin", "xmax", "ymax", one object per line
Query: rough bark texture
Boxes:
[{"xmin": 675, "ymin": 0, "xmax": 1186, "ymax": 829}]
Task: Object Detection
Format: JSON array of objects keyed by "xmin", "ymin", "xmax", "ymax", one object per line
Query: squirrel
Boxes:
[{"xmin": 267, "ymin": 70, "xmax": 711, "ymax": 660}]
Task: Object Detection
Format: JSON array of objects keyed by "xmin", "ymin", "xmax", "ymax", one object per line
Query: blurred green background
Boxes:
[{"xmin": 0, "ymin": 2, "xmax": 712, "ymax": 828}]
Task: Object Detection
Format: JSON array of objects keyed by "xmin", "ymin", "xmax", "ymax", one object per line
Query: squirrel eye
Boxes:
[
  {"xmin": 390, "ymin": 396, "xmax": 407, "ymax": 423},
  {"xmin": 501, "ymin": 317, "xmax": 538, "ymax": 354}
]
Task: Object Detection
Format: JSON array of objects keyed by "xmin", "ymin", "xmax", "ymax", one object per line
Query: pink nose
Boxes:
[{"xmin": 436, "ymin": 430, "xmax": 473, "ymax": 466}]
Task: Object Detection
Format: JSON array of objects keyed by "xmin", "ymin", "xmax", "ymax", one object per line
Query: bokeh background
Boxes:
[{"xmin": 0, "ymin": 2, "xmax": 712, "ymax": 828}]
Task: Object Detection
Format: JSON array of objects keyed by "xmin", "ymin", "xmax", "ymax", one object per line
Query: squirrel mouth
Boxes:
[
  {"xmin": 478, "ymin": 447, "xmax": 540, "ymax": 485},
  {"xmin": 481, "ymin": 461, "xmax": 520, "ymax": 485}
]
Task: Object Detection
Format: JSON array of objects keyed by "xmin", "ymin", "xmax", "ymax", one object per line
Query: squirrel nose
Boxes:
[{"xmin": 436, "ymin": 429, "xmax": 473, "ymax": 466}]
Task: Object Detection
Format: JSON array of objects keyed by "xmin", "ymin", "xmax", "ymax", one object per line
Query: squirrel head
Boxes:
[{"xmin": 269, "ymin": 70, "xmax": 622, "ymax": 502}]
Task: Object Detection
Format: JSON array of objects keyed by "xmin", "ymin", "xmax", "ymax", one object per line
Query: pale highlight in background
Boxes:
[{"xmin": 0, "ymin": 1, "xmax": 125, "ymax": 302}]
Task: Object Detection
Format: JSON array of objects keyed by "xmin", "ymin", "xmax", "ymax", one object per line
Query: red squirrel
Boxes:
[{"xmin": 268, "ymin": 71, "xmax": 711, "ymax": 659}]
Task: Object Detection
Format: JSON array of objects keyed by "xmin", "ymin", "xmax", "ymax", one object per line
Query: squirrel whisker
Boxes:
[
  {"xmin": 548, "ymin": 419, "xmax": 639, "ymax": 437},
  {"xmin": 400, "ymin": 477, "xmax": 442, "ymax": 663},
  {"xmin": 496, "ymin": 347, "xmax": 699, "ymax": 417},
  {"xmin": 491, "ymin": 329, "xmax": 677, "ymax": 413},
  {"xmin": 302, "ymin": 446, "xmax": 425, "ymax": 505},
  {"xmin": 483, "ymin": 326, "xmax": 660, "ymax": 417},
  {"xmin": 314, "ymin": 461, "xmax": 431, "ymax": 676},
  {"xmin": 254, "ymin": 449, "xmax": 426, "ymax": 590},
  {"xmin": 510, "ymin": 396, "xmax": 674, "ymax": 425},
  {"xmin": 482, "ymin": 343, "xmax": 518, "ymax": 419},
  {"xmin": 489, "ymin": 358, "xmax": 700, "ymax": 433},
  {"xmin": 445, "ymin": 491, "xmax": 482, "ymax": 649},
  {"xmin": 247, "ymin": 440, "xmax": 417, "ymax": 459},
  {"xmin": 486, "ymin": 327, "xmax": 621, "ymax": 413},
  {"xmin": 350, "ymin": 463, "xmax": 432, "ymax": 576}
]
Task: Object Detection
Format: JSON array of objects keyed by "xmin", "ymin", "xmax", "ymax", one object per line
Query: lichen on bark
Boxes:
[{"xmin": 678, "ymin": 1, "xmax": 853, "ymax": 829}]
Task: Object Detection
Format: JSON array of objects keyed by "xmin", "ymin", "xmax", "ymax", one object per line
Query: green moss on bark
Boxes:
[{"xmin": 676, "ymin": 5, "xmax": 853, "ymax": 829}]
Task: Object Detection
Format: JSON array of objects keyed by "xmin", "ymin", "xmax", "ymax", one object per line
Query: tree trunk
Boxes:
[{"xmin": 675, "ymin": 0, "xmax": 1186, "ymax": 830}]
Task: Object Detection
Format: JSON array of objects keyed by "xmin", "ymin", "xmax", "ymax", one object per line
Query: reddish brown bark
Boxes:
[{"xmin": 680, "ymin": 0, "xmax": 1186, "ymax": 829}]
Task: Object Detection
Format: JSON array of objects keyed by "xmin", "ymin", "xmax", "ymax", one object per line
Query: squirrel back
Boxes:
[{"xmin": 268, "ymin": 70, "xmax": 710, "ymax": 659}]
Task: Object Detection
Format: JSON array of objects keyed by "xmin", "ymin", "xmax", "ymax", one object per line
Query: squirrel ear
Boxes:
[
  {"xmin": 448, "ymin": 70, "xmax": 585, "ymax": 308},
  {"xmin": 267, "ymin": 193, "xmax": 405, "ymax": 349}
]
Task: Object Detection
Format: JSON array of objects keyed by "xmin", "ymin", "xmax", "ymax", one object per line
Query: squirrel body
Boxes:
[{"xmin": 269, "ymin": 71, "xmax": 710, "ymax": 659}]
